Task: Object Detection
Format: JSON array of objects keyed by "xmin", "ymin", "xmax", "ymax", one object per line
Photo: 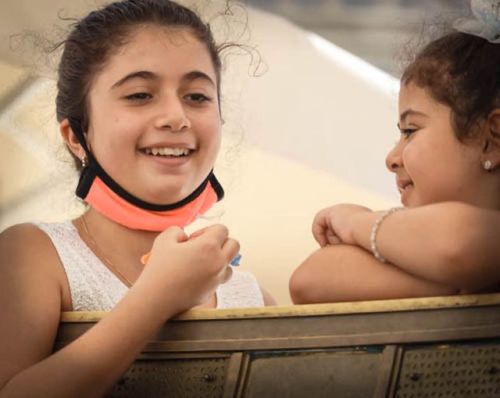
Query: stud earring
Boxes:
[
  {"xmin": 483, "ymin": 159, "xmax": 492, "ymax": 171},
  {"xmin": 81, "ymin": 155, "xmax": 88, "ymax": 168}
]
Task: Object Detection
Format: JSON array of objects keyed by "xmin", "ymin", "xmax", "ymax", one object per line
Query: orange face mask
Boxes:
[{"xmin": 69, "ymin": 118, "xmax": 224, "ymax": 232}]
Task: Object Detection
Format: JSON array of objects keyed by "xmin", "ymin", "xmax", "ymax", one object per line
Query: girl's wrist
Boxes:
[
  {"xmin": 128, "ymin": 274, "xmax": 181, "ymax": 322},
  {"xmin": 351, "ymin": 209, "xmax": 380, "ymax": 249},
  {"xmin": 369, "ymin": 207, "xmax": 404, "ymax": 263}
]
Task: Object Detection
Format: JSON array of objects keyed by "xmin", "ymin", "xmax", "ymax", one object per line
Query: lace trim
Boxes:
[
  {"xmin": 35, "ymin": 221, "xmax": 128, "ymax": 311},
  {"xmin": 217, "ymin": 270, "xmax": 265, "ymax": 309}
]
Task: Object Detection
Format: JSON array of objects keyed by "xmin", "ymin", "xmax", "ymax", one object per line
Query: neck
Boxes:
[
  {"xmin": 81, "ymin": 207, "xmax": 158, "ymax": 260},
  {"xmin": 472, "ymin": 174, "xmax": 500, "ymax": 211}
]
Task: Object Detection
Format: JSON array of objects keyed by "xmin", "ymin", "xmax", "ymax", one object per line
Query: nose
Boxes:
[
  {"xmin": 155, "ymin": 96, "xmax": 191, "ymax": 132},
  {"xmin": 385, "ymin": 139, "xmax": 403, "ymax": 173}
]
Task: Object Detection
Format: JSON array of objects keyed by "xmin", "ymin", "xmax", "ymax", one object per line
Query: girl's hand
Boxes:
[
  {"xmin": 139, "ymin": 224, "xmax": 239, "ymax": 314},
  {"xmin": 312, "ymin": 204, "xmax": 373, "ymax": 247}
]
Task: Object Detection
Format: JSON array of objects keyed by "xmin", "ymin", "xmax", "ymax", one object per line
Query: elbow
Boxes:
[
  {"xmin": 434, "ymin": 236, "xmax": 468, "ymax": 283},
  {"xmin": 289, "ymin": 265, "xmax": 316, "ymax": 305},
  {"xmin": 432, "ymin": 212, "xmax": 490, "ymax": 290},
  {"xmin": 431, "ymin": 238, "xmax": 477, "ymax": 290},
  {"xmin": 289, "ymin": 251, "xmax": 336, "ymax": 304},
  {"xmin": 290, "ymin": 245, "xmax": 360, "ymax": 304}
]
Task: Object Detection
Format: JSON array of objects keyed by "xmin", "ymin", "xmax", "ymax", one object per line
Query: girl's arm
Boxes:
[
  {"xmin": 289, "ymin": 244, "xmax": 457, "ymax": 304},
  {"xmin": 0, "ymin": 223, "xmax": 236, "ymax": 398},
  {"xmin": 261, "ymin": 287, "xmax": 277, "ymax": 306},
  {"xmin": 315, "ymin": 202, "xmax": 500, "ymax": 291}
]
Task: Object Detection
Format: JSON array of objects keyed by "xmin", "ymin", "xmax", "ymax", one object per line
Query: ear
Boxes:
[
  {"xmin": 60, "ymin": 118, "xmax": 85, "ymax": 160},
  {"xmin": 481, "ymin": 109, "xmax": 500, "ymax": 171}
]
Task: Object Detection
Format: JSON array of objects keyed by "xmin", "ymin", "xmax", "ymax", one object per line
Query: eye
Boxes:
[
  {"xmin": 185, "ymin": 93, "xmax": 211, "ymax": 104},
  {"xmin": 400, "ymin": 128, "xmax": 417, "ymax": 138},
  {"xmin": 124, "ymin": 92, "xmax": 152, "ymax": 102}
]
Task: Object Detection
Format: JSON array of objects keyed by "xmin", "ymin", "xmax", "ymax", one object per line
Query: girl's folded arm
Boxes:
[
  {"xmin": 289, "ymin": 244, "xmax": 457, "ymax": 304},
  {"xmin": 350, "ymin": 202, "xmax": 500, "ymax": 291}
]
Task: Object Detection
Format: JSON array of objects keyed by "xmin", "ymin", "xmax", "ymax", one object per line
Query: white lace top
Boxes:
[{"xmin": 35, "ymin": 221, "xmax": 264, "ymax": 311}]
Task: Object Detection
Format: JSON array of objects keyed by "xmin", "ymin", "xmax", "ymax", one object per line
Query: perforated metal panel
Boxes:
[
  {"xmin": 107, "ymin": 358, "xmax": 227, "ymax": 398},
  {"xmin": 243, "ymin": 350, "xmax": 381, "ymax": 398},
  {"xmin": 396, "ymin": 345, "xmax": 500, "ymax": 398}
]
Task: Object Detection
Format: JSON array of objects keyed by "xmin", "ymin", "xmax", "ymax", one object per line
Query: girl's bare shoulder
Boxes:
[
  {"xmin": 0, "ymin": 223, "xmax": 69, "ymax": 389},
  {"xmin": 0, "ymin": 222, "xmax": 66, "ymax": 289},
  {"xmin": 1, "ymin": 222, "xmax": 55, "ymax": 259}
]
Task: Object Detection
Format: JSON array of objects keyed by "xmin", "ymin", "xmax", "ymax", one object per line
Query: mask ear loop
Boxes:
[
  {"xmin": 67, "ymin": 118, "xmax": 225, "ymax": 210},
  {"xmin": 68, "ymin": 118, "xmax": 95, "ymax": 166},
  {"xmin": 68, "ymin": 118, "xmax": 101, "ymax": 201}
]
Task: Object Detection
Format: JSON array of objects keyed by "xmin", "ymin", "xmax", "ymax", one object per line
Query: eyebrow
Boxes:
[
  {"xmin": 183, "ymin": 71, "xmax": 216, "ymax": 87},
  {"xmin": 111, "ymin": 70, "xmax": 158, "ymax": 89},
  {"xmin": 111, "ymin": 70, "xmax": 216, "ymax": 89},
  {"xmin": 399, "ymin": 109, "xmax": 428, "ymax": 122}
]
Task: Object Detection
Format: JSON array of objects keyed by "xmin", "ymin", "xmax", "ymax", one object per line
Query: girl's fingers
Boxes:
[
  {"xmin": 311, "ymin": 218, "xmax": 322, "ymax": 234},
  {"xmin": 189, "ymin": 227, "xmax": 208, "ymax": 239},
  {"xmin": 161, "ymin": 226, "xmax": 188, "ymax": 242},
  {"xmin": 220, "ymin": 266, "xmax": 233, "ymax": 284},
  {"xmin": 143, "ymin": 226, "xmax": 235, "ymax": 266},
  {"xmin": 327, "ymin": 235, "xmax": 341, "ymax": 245},
  {"xmin": 221, "ymin": 238, "xmax": 240, "ymax": 264},
  {"xmin": 325, "ymin": 229, "xmax": 341, "ymax": 245},
  {"xmin": 319, "ymin": 235, "xmax": 329, "ymax": 247},
  {"xmin": 312, "ymin": 224, "xmax": 329, "ymax": 247},
  {"xmin": 192, "ymin": 224, "xmax": 229, "ymax": 246},
  {"xmin": 312, "ymin": 211, "xmax": 331, "ymax": 246}
]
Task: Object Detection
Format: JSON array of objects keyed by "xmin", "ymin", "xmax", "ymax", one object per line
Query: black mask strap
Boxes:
[{"xmin": 67, "ymin": 117, "xmax": 223, "ymax": 211}]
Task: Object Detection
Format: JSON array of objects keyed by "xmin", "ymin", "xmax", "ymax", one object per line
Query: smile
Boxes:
[
  {"xmin": 396, "ymin": 177, "xmax": 413, "ymax": 194},
  {"xmin": 142, "ymin": 147, "xmax": 192, "ymax": 157},
  {"xmin": 397, "ymin": 179, "xmax": 413, "ymax": 194}
]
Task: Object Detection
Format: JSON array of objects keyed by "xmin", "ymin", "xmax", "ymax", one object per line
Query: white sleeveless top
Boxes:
[{"xmin": 35, "ymin": 221, "xmax": 264, "ymax": 311}]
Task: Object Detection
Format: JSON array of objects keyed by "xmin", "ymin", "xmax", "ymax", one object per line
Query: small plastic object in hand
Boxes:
[
  {"xmin": 230, "ymin": 253, "xmax": 242, "ymax": 266},
  {"xmin": 140, "ymin": 252, "xmax": 151, "ymax": 265}
]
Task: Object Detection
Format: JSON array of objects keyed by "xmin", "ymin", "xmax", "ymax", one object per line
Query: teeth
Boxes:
[
  {"xmin": 144, "ymin": 147, "xmax": 191, "ymax": 157},
  {"xmin": 398, "ymin": 183, "xmax": 413, "ymax": 193}
]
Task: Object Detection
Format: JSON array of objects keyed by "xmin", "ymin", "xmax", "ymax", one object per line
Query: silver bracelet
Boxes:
[{"xmin": 370, "ymin": 207, "xmax": 403, "ymax": 263}]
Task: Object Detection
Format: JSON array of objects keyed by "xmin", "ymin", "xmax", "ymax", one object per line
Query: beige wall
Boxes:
[{"xmin": 0, "ymin": 1, "xmax": 400, "ymax": 305}]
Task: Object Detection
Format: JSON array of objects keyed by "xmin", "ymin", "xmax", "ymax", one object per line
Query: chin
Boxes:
[
  {"xmin": 154, "ymin": 183, "xmax": 202, "ymax": 205},
  {"xmin": 141, "ymin": 176, "xmax": 203, "ymax": 205},
  {"xmin": 401, "ymin": 196, "xmax": 418, "ymax": 208},
  {"xmin": 148, "ymin": 191, "xmax": 187, "ymax": 205}
]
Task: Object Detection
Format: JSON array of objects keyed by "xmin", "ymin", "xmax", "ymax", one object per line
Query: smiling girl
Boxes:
[
  {"xmin": 289, "ymin": 3, "xmax": 500, "ymax": 304},
  {"xmin": 0, "ymin": 0, "xmax": 272, "ymax": 396}
]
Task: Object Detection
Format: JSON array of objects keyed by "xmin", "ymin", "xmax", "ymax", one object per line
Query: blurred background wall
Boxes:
[{"xmin": 0, "ymin": 0, "xmax": 468, "ymax": 304}]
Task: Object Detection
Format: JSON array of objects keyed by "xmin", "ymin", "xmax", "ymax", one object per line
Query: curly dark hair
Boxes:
[{"xmin": 402, "ymin": 32, "xmax": 500, "ymax": 142}]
